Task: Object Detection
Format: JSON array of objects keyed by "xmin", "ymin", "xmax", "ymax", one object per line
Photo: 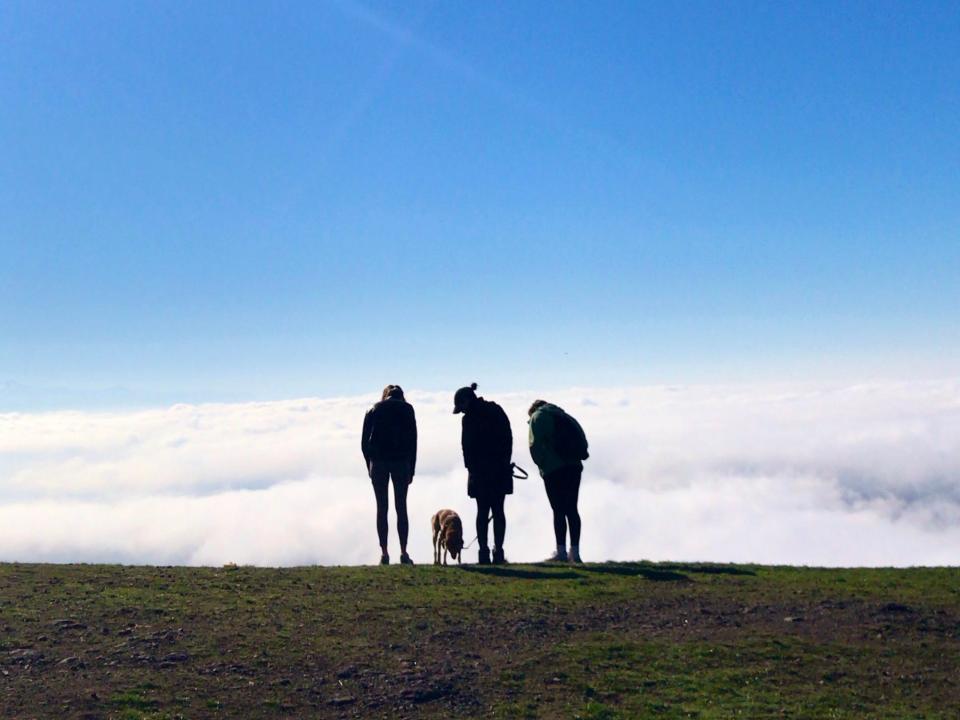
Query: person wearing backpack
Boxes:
[
  {"xmin": 528, "ymin": 399, "xmax": 589, "ymax": 563},
  {"xmin": 453, "ymin": 383, "xmax": 513, "ymax": 565},
  {"xmin": 362, "ymin": 384, "xmax": 417, "ymax": 565}
]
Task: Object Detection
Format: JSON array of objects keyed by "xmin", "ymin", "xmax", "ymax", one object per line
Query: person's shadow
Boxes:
[
  {"xmin": 458, "ymin": 562, "xmax": 701, "ymax": 582},
  {"xmin": 575, "ymin": 563, "xmax": 689, "ymax": 582},
  {"xmin": 459, "ymin": 565, "xmax": 582, "ymax": 580}
]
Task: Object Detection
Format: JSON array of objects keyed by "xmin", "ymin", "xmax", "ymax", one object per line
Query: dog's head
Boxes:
[
  {"xmin": 443, "ymin": 519, "xmax": 464, "ymax": 559},
  {"xmin": 445, "ymin": 532, "xmax": 464, "ymax": 560}
]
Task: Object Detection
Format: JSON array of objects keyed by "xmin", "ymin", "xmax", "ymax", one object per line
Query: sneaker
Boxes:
[
  {"xmin": 380, "ymin": 554, "xmax": 390, "ymax": 565},
  {"xmin": 569, "ymin": 548, "xmax": 583, "ymax": 564},
  {"xmin": 545, "ymin": 549, "xmax": 569, "ymax": 563},
  {"xmin": 400, "ymin": 553, "xmax": 414, "ymax": 565},
  {"xmin": 478, "ymin": 548, "xmax": 491, "ymax": 565},
  {"xmin": 492, "ymin": 548, "xmax": 507, "ymax": 565}
]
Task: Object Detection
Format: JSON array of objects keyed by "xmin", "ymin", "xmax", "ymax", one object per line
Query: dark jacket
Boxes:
[
  {"xmin": 461, "ymin": 397, "xmax": 513, "ymax": 497},
  {"xmin": 361, "ymin": 397, "xmax": 417, "ymax": 475}
]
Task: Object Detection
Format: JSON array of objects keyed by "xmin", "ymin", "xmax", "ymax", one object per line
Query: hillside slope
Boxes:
[{"xmin": 1, "ymin": 562, "xmax": 958, "ymax": 719}]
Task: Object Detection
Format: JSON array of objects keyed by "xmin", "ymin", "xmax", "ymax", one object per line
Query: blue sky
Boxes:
[{"xmin": 2, "ymin": 1, "xmax": 958, "ymax": 408}]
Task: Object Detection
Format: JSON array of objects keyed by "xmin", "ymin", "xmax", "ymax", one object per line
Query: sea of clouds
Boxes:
[{"xmin": 1, "ymin": 380, "xmax": 958, "ymax": 567}]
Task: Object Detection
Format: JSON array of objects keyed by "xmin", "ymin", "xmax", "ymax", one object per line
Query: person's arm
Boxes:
[
  {"xmin": 528, "ymin": 410, "xmax": 552, "ymax": 470},
  {"xmin": 490, "ymin": 405, "xmax": 509, "ymax": 465},
  {"xmin": 461, "ymin": 417, "xmax": 474, "ymax": 471},
  {"xmin": 572, "ymin": 413, "xmax": 589, "ymax": 460},
  {"xmin": 361, "ymin": 409, "xmax": 373, "ymax": 470},
  {"xmin": 501, "ymin": 407, "xmax": 513, "ymax": 466},
  {"xmin": 407, "ymin": 404, "xmax": 417, "ymax": 478}
]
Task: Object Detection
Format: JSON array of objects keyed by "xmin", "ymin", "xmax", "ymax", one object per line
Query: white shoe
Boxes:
[{"xmin": 545, "ymin": 549, "xmax": 569, "ymax": 562}]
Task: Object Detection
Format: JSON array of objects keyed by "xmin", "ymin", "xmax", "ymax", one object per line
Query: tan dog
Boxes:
[{"xmin": 431, "ymin": 509, "xmax": 464, "ymax": 565}]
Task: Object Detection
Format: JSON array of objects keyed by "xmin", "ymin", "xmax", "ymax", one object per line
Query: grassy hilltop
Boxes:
[{"xmin": 1, "ymin": 562, "xmax": 958, "ymax": 719}]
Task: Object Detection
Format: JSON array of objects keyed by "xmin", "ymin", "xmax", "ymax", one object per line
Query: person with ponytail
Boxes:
[{"xmin": 452, "ymin": 382, "xmax": 513, "ymax": 564}]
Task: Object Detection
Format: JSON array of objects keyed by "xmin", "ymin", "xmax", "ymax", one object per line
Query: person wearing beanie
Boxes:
[
  {"xmin": 528, "ymin": 399, "xmax": 589, "ymax": 563},
  {"xmin": 453, "ymin": 383, "xmax": 513, "ymax": 564},
  {"xmin": 362, "ymin": 384, "xmax": 417, "ymax": 565}
]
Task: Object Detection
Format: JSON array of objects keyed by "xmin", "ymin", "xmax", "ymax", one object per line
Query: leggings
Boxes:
[
  {"xmin": 475, "ymin": 493, "xmax": 506, "ymax": 551},
  {"xmin": 370, "ymin": 460, "xmax": 411, "ymax": 549},
  {"xmin": 543, "ymin": 464, "xmax": 582, "ymax": 547}
]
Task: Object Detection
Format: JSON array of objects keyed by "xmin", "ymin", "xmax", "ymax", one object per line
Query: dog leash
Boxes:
[
  {"xmin": 462, "ymin": 513, "xmax": 493, "ymax": 550},
  {"xmin": 462, "ymin": 465, "xmax": 530, "ymax": 550}
]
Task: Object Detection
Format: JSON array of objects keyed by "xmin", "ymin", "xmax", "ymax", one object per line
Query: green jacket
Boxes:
[{"xmin": 528, "ymin": 403, "xmax": 587, "ymax": 478}]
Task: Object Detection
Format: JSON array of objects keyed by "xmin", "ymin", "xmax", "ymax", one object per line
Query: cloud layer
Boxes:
[{"xmin": 1, "ymin": 380, "xmax": 958, "ymax": 566}]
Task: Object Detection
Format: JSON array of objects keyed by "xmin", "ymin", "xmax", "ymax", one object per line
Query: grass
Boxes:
[{"xmin": 1, "ymin": 561, "xmax": 958, "ymax": 718}]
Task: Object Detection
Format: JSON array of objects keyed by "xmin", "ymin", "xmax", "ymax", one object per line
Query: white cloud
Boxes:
[{"xmin": 1, "ymin": 380, "xmax": 958, "ymax": 566}]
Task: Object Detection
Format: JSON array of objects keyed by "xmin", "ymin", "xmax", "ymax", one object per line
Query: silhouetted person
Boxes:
[
  {"xmin": 528, "ymin": 399, "xmax": 589, "ymax": 563},
  {"xmin": 362, "ymin": 384, "xmax": 417, "ymax": 565},
  {"xmin": 454, "ymin": 383, "xmax": 513, "ymax": 564}
]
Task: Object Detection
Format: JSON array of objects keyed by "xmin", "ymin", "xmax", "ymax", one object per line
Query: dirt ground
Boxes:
[{"xmin": 2, "ymin": 562, "xmax": 958, "ymax": 719}]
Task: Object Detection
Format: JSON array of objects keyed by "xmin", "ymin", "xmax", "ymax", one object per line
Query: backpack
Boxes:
[{"xmin": 553, "ymin": 409, "xmax": 589, "ymax": 462}]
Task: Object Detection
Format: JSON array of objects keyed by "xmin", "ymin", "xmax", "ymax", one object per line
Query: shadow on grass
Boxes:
[
  {"xmin": 658, "ymin": 563, "xmax": 756, "ymax": 577},
  {"xmin": 578, "ymin": 563, "xmax": 690, "ymax": 582},
  {"xmin": 459, "ymin": 566, "xmax": 583, "ymax": 580},
  {"xmin": 457, "ymin": 561, "xmax": 753, "ymax": 583}
]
